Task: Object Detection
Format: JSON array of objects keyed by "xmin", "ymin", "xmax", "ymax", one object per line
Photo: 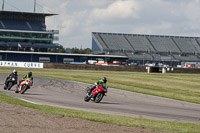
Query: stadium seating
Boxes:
[
  {"xmin": 28, "ymin": 21, "xmax": 45, "ymax": 31},
  {"xmin": 124, "ymin": 35, "xmax": 156, "ymax": 52},
  {"xmin": 173, "ymin": 54, "xmax": 199, "ymax": 61},
  {"xmin": 109, "ymin": 51, "xmax": 126, "ymax": 56},
  {"xmin": 99, "ymin": 34, "xmax": 133, "ymax": 51},
  {"xmin": 0, "ymin": 20, "xmax": 46, "ymax": 31},
  {"xmin": 194, "ymin": 38, "xmax": 200, "ymax": 53},
  {"xmin": 126, "ymin": 52, "xmax": 153, "ymax": 60},
  {"xmin": 172, "ymin": 38, "xmax": 198, "ymax": 54},
  {"xmin": 148, "ymin": 37, "xmax": 181, "ymax": 53},
  {"xmin": 0, "ymin": 20, "xmax": 4, "ymax": 29},
  {"xmin": 107, "ymin": 34, "xmax": 133, "ymax": 51},
  {"xmin": 92, "ymin": 32, "xmax": 200, "ymax": 63},
  {"xmin": 160, "ymin": 55, "xmax": 174, "ymax": 61},
  {"xmin": 92, "ymin": 33, "xmax": 109, "ymax": 51},
  {"xmin": 151, "ymin": 54, "xmax": 174, "ymax": 61},
  {"xmin": 2, "ymin": 20, "xmax": 30, "ymax": 31}
]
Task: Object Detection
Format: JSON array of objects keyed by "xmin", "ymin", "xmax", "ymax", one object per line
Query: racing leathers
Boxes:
[
  {"xmin": 17, "ymin": 74, "xmax": 33, "ymax": 87},
  {"xmin": 89, "ymin": 79, "xmax": 107, "ymax": 97},
  {"xmin": 4, "ymin": 73, "xmax": 18, "ymax": 88}
]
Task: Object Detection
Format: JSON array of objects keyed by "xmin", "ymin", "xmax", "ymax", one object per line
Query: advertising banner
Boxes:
[{"xmin": 0, "ymin": 61, "xmax": 43, "ymax": 68}]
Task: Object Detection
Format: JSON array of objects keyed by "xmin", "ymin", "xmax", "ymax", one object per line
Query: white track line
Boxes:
[{"xmin": 20, "ymin": 98, "xmax": 40, "ymax": 105}]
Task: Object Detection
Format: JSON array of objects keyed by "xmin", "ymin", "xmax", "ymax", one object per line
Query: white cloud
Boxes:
[
  {"xmin": 88, "ymin": 0, "xmax": 140, "ymax": 23},
  {"xmin": 156, "ymin": 21, "xmax": 172, "ymax": 30},
  {"xmin": 5, "ymin": 0, "xmax": 200, "ymax": 48},
  {"xmin": 41, "ymin": 0, "xmax": 200, "ymax": 48},
  {"xmin": 196, "ymin": 0, "xmax": 200, "ymax": 3},
  {"xmin": 84, "ymin": 0, "xmax": 112, "ymax": 7},
  {"xmin": 132, "ymin": 21, "xmax": 172, "ymax": 35}
]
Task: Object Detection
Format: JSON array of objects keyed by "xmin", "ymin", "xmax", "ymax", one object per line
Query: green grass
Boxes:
[
  {"xmin": 1, "ymin": 67, "xmax": 200, "ymax": 133},
  {"xmin": 0, "ymin": 93, "xmax": 200, "ymax": 133},
  {"xmin": 1, "ymin": 67, "xmax": 200, "ymax": 104}
]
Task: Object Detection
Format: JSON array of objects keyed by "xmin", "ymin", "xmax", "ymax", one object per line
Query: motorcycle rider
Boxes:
[
  {"xmin": 17, "ymin": 72, "xmax": 33, "ymax": 88},
  {"xmin": 88, "ymin": 77, "xmax": 107, "ymax": 97},
  {"xmin": 4, "ymin": 69, "xmax": 18, "ymax": 89}
]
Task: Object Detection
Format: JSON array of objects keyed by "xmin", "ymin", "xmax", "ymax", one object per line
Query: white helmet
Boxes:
[{"xmin": 13, "ymin": 69, "xmax": 17, "ymax": 74}]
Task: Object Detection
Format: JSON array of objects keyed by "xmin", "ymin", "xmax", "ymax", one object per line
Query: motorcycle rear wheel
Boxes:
[
  {"xmin": 94, "ymin": 92, "xmax": 104, "ymax": 103},
  {"xmin": 7, "ymin": 82, "xmax": 13, "ymax": 90}
]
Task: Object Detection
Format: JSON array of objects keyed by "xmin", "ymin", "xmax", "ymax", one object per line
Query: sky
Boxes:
[{"xmin": 1, "ymin": 0, "xmax": 200, "ymax": 49}]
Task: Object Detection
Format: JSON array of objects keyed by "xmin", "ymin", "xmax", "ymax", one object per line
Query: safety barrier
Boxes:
[{"xmin": 0, "ymin": 61, "xmax": 43, "ymax": 68}]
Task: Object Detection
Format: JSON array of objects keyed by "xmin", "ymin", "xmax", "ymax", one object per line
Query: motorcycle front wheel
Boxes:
[
  {"xmin": 20, "ymin": 85, "xmax": 27, "ymax": 94},
  {"xmin": 15, "ymin": 87, "xmax": 19, "ymax": 93},
  {"xmin": 84, "ymin": 87, "xmax": 91, "ymax": 102},
  {"xmin": 94, "ymin": 92, "xmax": 104, "ymax": 103},
  {"xmin": 84, "ymin": 95, "xmax": 90, "ymax": 102},
  {"xmin": 4, "ymin": 85, "xmax": 7, "ymax": 90}
]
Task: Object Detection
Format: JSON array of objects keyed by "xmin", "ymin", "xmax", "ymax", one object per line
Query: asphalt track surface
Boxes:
[{"xmin": 1, "ymin": 74, "xmax": 200, "ymax": 124}]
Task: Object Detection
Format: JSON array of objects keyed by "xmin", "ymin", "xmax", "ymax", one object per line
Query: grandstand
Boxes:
[
  {"xmin": 0, "ymin": 10, "xmax": 61, "ymax": 52},
  {"xmin": 92, "ymin": 32, "xmax": 200, "ymax": 66}
]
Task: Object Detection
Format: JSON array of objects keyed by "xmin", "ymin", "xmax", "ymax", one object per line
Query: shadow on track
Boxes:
[
  {"xmin": 20, "ymin": 93, "xmax": 43, "ymax": 96},
  {"xmin": 99, "ymin": 101, "xmax": 120, "ymax": 105}
]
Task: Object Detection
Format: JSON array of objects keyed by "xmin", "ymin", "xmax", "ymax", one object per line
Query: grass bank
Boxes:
[{"xmin": 0, "ymin": 93, "xmax": 200, "ymax": 133}]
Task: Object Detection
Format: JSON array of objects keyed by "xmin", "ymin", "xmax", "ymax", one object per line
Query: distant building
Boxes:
[
  {"xmin": 92, "ymin": 32, "xmax": 200, "ymax": 66},
  {"xmin": 0, "ymin": 10, "xmax": 61, "ymax": 52}
]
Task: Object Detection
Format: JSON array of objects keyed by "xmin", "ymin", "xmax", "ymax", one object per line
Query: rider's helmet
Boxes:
[
  {"xmin": 13, "ymin": 69, "xmax": 17, "ymax": 74},
  {"xmin": 102, "ymin": 77, "xmax": 107, "ymax": 83},
  {"xmin": 28, "ymin": 72, "xmax": 32, "ymax": 77}
]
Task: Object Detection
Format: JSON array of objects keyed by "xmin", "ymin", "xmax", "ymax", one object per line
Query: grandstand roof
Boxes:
[
  {"xmin": 92, "ymin": 32, "xmax": 200, "ymax": 39},
  {"xmin": 0, "ymin": 10, "xmax": 57, "ymax": 18}
]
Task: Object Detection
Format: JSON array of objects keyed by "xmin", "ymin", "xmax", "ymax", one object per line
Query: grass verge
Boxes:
[{"xmin": 0, "ymin": 93, "xmax": 200, "ymax": 133}]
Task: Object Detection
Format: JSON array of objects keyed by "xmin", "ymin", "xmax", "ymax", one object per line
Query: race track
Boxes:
[{"xmin": 0, "ymin": 74, "xmax": 200, "ymax": 124}]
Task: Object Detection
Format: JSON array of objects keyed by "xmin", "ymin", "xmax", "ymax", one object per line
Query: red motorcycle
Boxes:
[
  {"xmin": 15, "ymin": 79, "xmax": 33, "ymax": 94},
  {"xmin": 84, "ymin": 85, "xmax": 107, "ymax": 103}
]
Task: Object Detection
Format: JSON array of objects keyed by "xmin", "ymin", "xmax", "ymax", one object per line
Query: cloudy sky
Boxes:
[{"xmin": 2, "ymin": 0, "xmax": 200, "ymax": 49}]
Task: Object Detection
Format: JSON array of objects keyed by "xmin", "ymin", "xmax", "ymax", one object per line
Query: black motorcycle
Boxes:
[{"xmin": 4, "ymin": 75, "xmax": 17, "ymax": 90}]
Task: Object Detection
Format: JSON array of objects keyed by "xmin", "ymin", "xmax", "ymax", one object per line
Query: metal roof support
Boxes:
[
  {"xmin": 34, "ymin": 0, "xmax": 36, "ymax": 13},
  {"xmin": 2, "ymin": 0, "xmax": 4, "ymax": 11}
]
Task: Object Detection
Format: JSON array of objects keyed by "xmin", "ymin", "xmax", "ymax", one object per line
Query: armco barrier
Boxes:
[{"xmin": 43, "ymin": 63, "xmax": 147, "ymax": 72}]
